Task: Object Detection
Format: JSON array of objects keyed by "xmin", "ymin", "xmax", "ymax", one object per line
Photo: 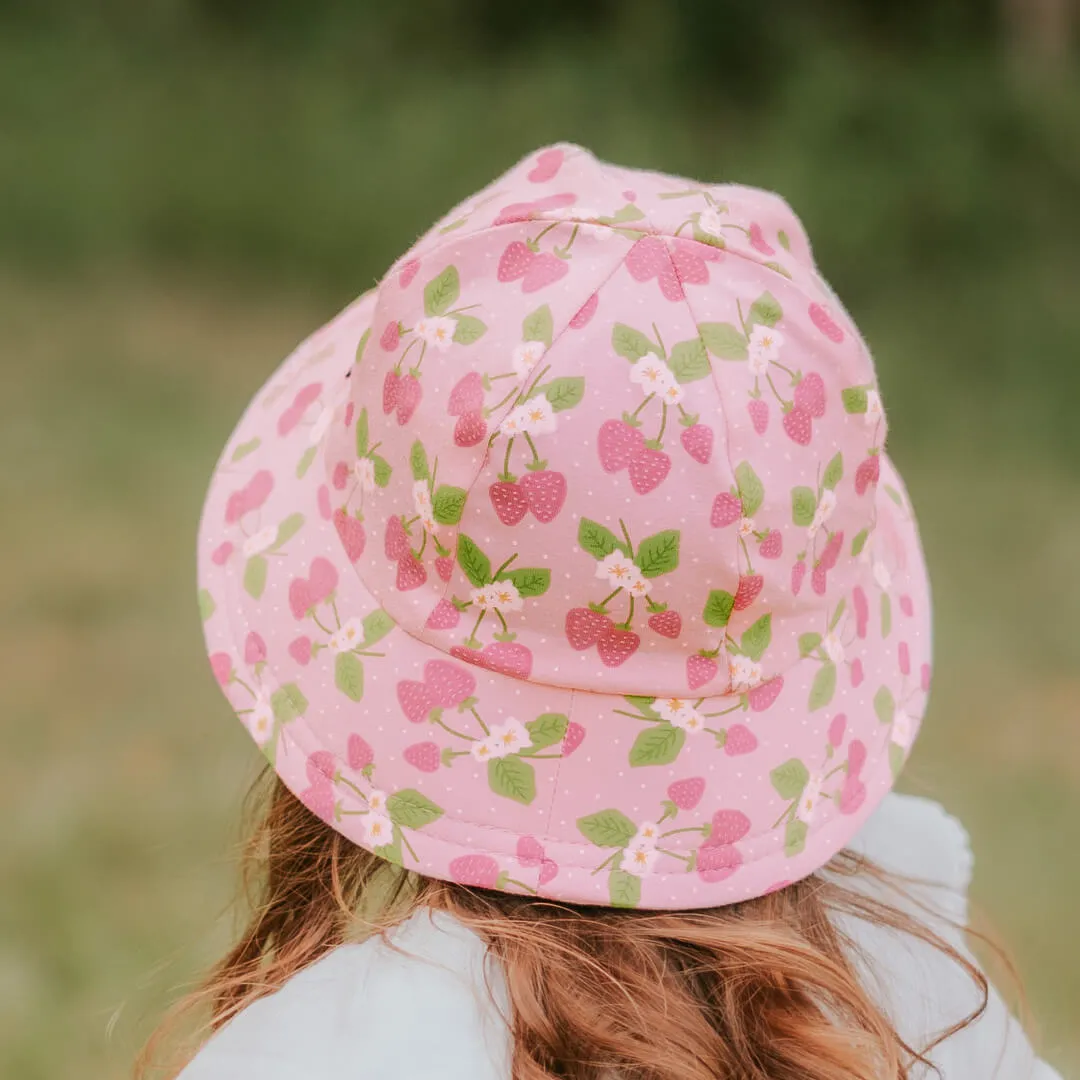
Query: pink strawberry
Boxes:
[
  {"xmin": 828, "ymin": 713, "xmax": 847, "ymax": 748},
  {"xmin": 900, "ymin": 595, "xmax": 914, "ymax": 618},
  {"xmin": 850, "ymin": 658, "xmax": 865, "ymax": 688},
  {"xmin": 733, "ymin": 574, "xmax": 763, "ymax": 611},
  {"xmin": 398, "ymin": 258, "xmax": 421, "ymax": 288},
  {"xmin": 489, "ymin": 480, "xmax": 529, "ymax": 526},
  {"xmin": 626, "ymin": 236, "xmax": 681, "ymax": 301},
  {"xmin": 396, "ymin": 553, "xmax": 428, "ymax": 591},
  {"xmin": 276, "ymin": 384, "xmax": 322, "ymax": 436},
  {"xmin": 224, "ymin": 470, "xmax": 274, "ymax": 524},
  {"xmin": 811, "ymin": 564, "xmax": 828, "ymax": 595},
  {"xmin": 820, "ymin": 530, "xmax": 844, "ymax": 571},
  {"xmin": 538, "ymin": 859, "xmax": 559, "ymax": 885},
  {"xmin": 671, "ymin": 238, "xmax": 721, "ymax": 287},
  {"xmin": 748, "ymin": 222, "xmax": 775, "ymax": 255},
  {"xmin": 648, "ymin": 610, "xmax": 682, "ymax": 638},
  {"xmin": 397, "ymin": 679, "xmax": 436, "ymax": 723},
  {"xmin": 435, "ymin": 556, "xmax": 455, "ymax": 582},
  {"xmin": 404, "ymin": 741, "xmax": 441, "ymax": 773},
  {"xmin": 855, "ymin": 453, "xmax": 880, "ymax": 496},
  {"xmin": 687, "ymin": 653, "xmax": 719, "ymax": 691},
  {"xmin": 494, "ymin": 193, "xmax": 577, "ymax": 226},
  {"xmin": 331, "ymin": 461, "xmax": 350, "ymax": 490},
  {"xmin": 424, "ymin": 659, "xmax": 476, "ymax": 706},
  {"xmin": 794, "ymin": 373, "xmax": 826, "ymax": 418},
  {"xmin": 782, "ymin": 405, "xmax": 813, "ymax": 446},
  {"xmin": 517, "ymin": 835, "xmax": 546, "ymax": 866},
  {"xmin": 211, "ymin": 540, "xmax": 233, "ymax": 565},
  {"xmin": 561, "ymin": 721, "xmax": 586, "ymax": 755},
  {"xmin": 848, "ymin": 738, "xmax": 867, "ymax": 777},
  {"xmin": 449, "ymin": 854, "xmax": 500, "ymax": 888},
  {"xmin": 565, "ymin": 607, "xmax": 612, "ymax": 650},
  {"xmin": 808, "ymin": 302, "xmax": 845, "ymax": 343},
  {"xmin": 697, "ymin": 844, "xmax": 742, "ymax": 883},
  {"xmin": 209, "ymin": 652, "xmax": 232, "ymax": 687},
  {"xmin": 569, "ymin": 292, "xmax": 599, "ymax": 329},
  {"xmin": 598, "ymin": 419, "xmax": 645, "ymax": 472},
  {"xmin": 333, "ymin": 508, "xmax": 366, "ymax": 563},
  {"xmin": 711, "ymin": 491, "xmax": 743, "ymax": 528},
  {"xmin": 519, "ymin": 470, "xmax": 567, "ymax": 523},
  {"xmin": 317, "ymin": 485, "xmax": 332, "ymax": 521},
  {"xmin": 596, "ymin": 626, "xmax": 640, "ymax": 667},
  {"xmin": 852, "ymin": 586, "xmax": 869, "ymax": 639},
  {"xmin": 526, "ymin": 147, "xmax": 564, "ymax": 183},
  {"xmin": 498, "ymin": 241, "xmax": 535, "ymax": 283},
  {"xmin": 347, "ymin": 733, "xmax": 374, "ymax": 771},
  {"xmin": 344, "ymin": 403, "xmax": 355, "ymax": 427},
  {"xmin": 839, "ymin": 777, "xmax": 866, "ymax": 816},
  {"xmin": 724, "ymin": 724, "xmax": 758, "ymax": 756},
  {"xmin": 244, "ymin": 631, "xmax": 267, "ymax": 665},
  {"xmin": 288, "ymin": 636, "xmax": 312, "ymax": 665},
  {"xmin": 425, "ymin": 598, "xmax": 461, "ymax": 630},
  {"xmin": 680, "ymin": 423, "xmax": 713, "ymax": 464},
  {"xmin": 385, "ymin": 515, "xmax": 409, "ymax": 559},
  {"xmin": 791, "ymin": 558, "xmax": 807, "ymax": 596},
  {"xmin": 448, "ymin": 372, "xmax": 485, "ymax": 416},
  {"xmin": 523, "ymin": 253, "xmax": 570, "ymax": 293},
  {"xmin": 898, "ymin": 641, "xmax": 911, "ymax": 676},
  {"xmin": 921, "ymin": 662, "xmax": 932, "ymax": 693},
  {"xmin": 747, "ymin": 676, "xmax": 784, "ymax": 712},
  {"xmin": 380, "ymin": 321, "xmax": 400, "ymax": 351},
  {"xmin": 395, "ymin": 374, "xmax": 422, "ymax": 425},
  {"xmin": 298, "ymin": 783, "xmax": 335, "ymax": 825},
  {"xmin": 628, "ymin": 447, "xmax": 672, "ymax": 494},
  {"xmin": 747, "ymin": 397, "xmax": 769, "ymax": 435},
  {"xmin": 667, "ymin": 777, "xmax": 706, "ymax": 811},
  {"xmin": 708, "ymin": 809, "xmax": 752, "ymax": 846},
  {"xmin": 758, "ymin": 530, "xmax": 783, "ymax": 559},
  {"xmin": 479, "ymin": 641, "xmax": 533, "ymax": 679},
  {"xmin": 382, "ymin": 370, "xmax": 401, "ymax": 415},
  {"xmin": 454, "ymin": 410, "xmax": 487, "ymax": 447}
]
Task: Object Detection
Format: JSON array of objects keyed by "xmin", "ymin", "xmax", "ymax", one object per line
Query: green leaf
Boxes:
[
  {"xmin": 296, "ymin": 445, "xmax": 317, "ymax": 478},
  {"xmin": 606, "ymin": 203, "xmax": 646, "ymax": 224},
  {"xmin": 334, "ymin": 651, "xmax": 364, "ymax": 701},
  {"xmin": 409, "ymin": 441, "xmax": 430, "ymax": 482},
  {"xmin": 851, "ymin": 528, "xmax": 869, "ymax": 557},
  {"xmin": 792, "ymin": 486, "xmax": 817, "ymax": 527},
  {"xmin": 270, "ymin": 683, "xmax": 308, "ymax": 724},
  {"xmin": 231, "ymin": 437, "xmax": 261, "ymax": 462},
  {"xmin": 386, "ymin": 789, "xmax": 445, "ymax": 830},
  {"xmin": 457, "ymin": 535, "xmax": 492, "ymax": 588},
  {"xmin": 634, "ymin": 530, "xmax": 680, "ymax": 578},
  {"xmin": 355, "ymin": 408, "xmax": 369, "ymax": 456},
  {"xmin": 822, "ymin": 452, "xmax": 843, "ymax": 491},
  {"xmin": 829, "ymin": 597, "xmax": 847, "ymax": 632},
  {"xmin": 577, "ymin": 809, "xmax": 638, "ymax": 848},
  {"xmin": 628, "ymin": 723, "xmax": 686, "ymax": 767},
  {"xmin": 668, "ymin": 338, "xmax": 711, "ymax": 383},
  {"xmin": 777, "ymin": 229, "xmax": 791, "ymax": 251},
  {"xmin": 874, "ymin": 686, "xmax": 895, "ymax": 725},
  {"xmin": 525, "ymin": 713, "xmax": 569, "ymax": 751},
  {"xmin": 544, "ymin": 376, "xmax": 585, "ymax": 411},
  {"xmin": 361, "ymin": 608, "xmax": 395, "ymax": 647},
  {"xmin": 809, "ymin": 662, "xmax": 837, "ymax": 711},
  {"xmin": 692, "ymin": 225, "xmax": 725, "ymax": 248},
  {"xmin": 272, "ymin": 512, "xmax": 305, "ymax": 550},
  {"xmin": 523, "ymin": 304, "xmax": 554, "ymax": 347},
  {"xmin": 197, "ymin": 588, "xmax": 215, "ymax": 621},
  {"xmin": 371, "ymin": 454, "xmax": 392, "ymax": 488},
  {"xmin": 243, "ymin": 555, "xmax": 268, "ymax": 599},
  {"xmin": 373, "ymin": 836, "xmax": 404, "ymax": 866},
  {"xmin": 432, "ymin": 484, "xmax": 467, "ymax": 526},
  {"xmin": 763, "ymin": 260, "xmax": 792, "ymax": 279},
  {"xmin": 799, "ymin": 632, "xmax": 822, "ymax": 658},
  {"xmin": 624, "ymin": 695, "xmax": 660, "ymax": 719},
  {"xmin": 889, "ymin": 742, "xmax": 907, "ymax": 780},
  {"xmin": 881, "ymin": 593, "xmax": 893, "ymax": 638},
  {"xmin": 735, "ymin": 461, "xmax": 764, "ymax": 517},
  {"xmin": 842, "ymin": 387, "xmax": 868, "ymax": 414},
  {"xmin": 611, "ymin": 323, "xmax": 654, "ymax": 361},
  {"xmin": 703, "ymin": 589, "xmax": 736, "ymax": 628},
  {"xmin": 747, "ymin": 291, "xmax": 783, "ymax": 328},
  {"xmin": 884, "ymin": 485, "xmax": 904, "ymax": 508},
  {"xmin": 578, "ymin": 518, "xmax": 623, "ymax": 560},
  {"xmin": 488, "ymin": 756, "xmax": 537, "ymax": 805},
  {"xmin": 699, "ymin": 322, "xmax": 748, "ymax": 360},
  {"xmin": 423, "ymin": 265, "xmax": 460, "ymax": 316},
  {"xmin": 770, "ymin": 758, "xmax": 810, "ymax": 800},
  {"xmin": 452, "ymin": 314, "xmax": 487, "ymax": 345},
  {"xmin": 608, "ymin": 868, "xmax": 641, "ymax": 909},
  {"xmin": 741, "ymin": 614, "xmax": 772, "ymax": 662},
  {"xmin": 785, "ymin": 817, "xmax": 809, "ymax": 856},
  {"xmin": 438, "ymin": 216, "xmax": 467, "ymax": 234},
  {"xmin": 496, "ymin": 567, "xmax": 550, "ymax": 597},
  {"xmin": 354, "ymin": 327, "xmax": 371, "ymax": 365}
]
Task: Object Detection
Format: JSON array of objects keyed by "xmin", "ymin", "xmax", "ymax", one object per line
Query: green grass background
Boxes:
[{"xmin": 1, "ymin": 6, "xmax": 1078, "ymax": 1077}]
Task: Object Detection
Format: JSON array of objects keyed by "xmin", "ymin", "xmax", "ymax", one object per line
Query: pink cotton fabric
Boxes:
[{"xmin": 198, "ymin": 144, "xmax": 932, "ymax": 909}]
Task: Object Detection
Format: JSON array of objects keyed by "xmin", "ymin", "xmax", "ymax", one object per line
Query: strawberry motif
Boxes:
[
  {"xmin": 347, "ymin": 733, "xmax": 374, "ymax": 771},
  {"xmin": 791, "ymin": 558, "xmax": 807, "ymax": 596},
  {"xmin": 519, "ymin": 469, "xmax": 567, "ymax": 523},
  {"xmin": 711, "ymin": 492, "xmax": 743, "ymax": 528},
  {"xmin": 747, "ymin": 676, "xmax": 783, "ymax": 712},
  {"xmin": 794, "ymin": 373, "xmax": 826, "ymax": 419},
  {"xmin": 332, "ymin": 461, "xmax": 350, "ymax": 490},
  {"xmin": 707, "ymin": 809, "xmax": 752, "ymax": 846},
  {"xmin": 670, "ymin": 237, "xmax": 722, "ymax": 286},
  {"xmin": 526, "ymin": 147, "xmax": 564, "ymax": 182},
  {"xmin": 648, "ymin": 610, "xmax": 682, "ymax": 638},
  {"xmin": 333, "ymin": 508, "xmax": 366, "ymax": 563},
  {"xmin": 626, "ymin": 236, "xmax": 683, "ymax": 302},
  {"xmin": 733, "ymin": 574, "xmax": 764, "ymax": 611},
  {"xmin": 900, "ymin": 595, "xmax": 915, "ymax": 618},
  {"xmin": 397, "ymin": 679, "xmax": 436, "ymax": 723},
  {"xmin": 748, "ymin": 222, "xmax": 775, "ymax": 255},
  {"xmin": 404, "ymin": 742, "xmax": 441, "ymax": 773},
  {"xmin": 855, "ymin": 452, "xmax": 880, "ymax": 495},
  {"xmin": 747, "ymin": 397, "xmax": 769, "ymax": 435},
  {"xmin": 680, "ymin": 423, "xmax": 713, "ymax": 464},
  {"xmin": 852, "ymin": 586, "xmax": 869, "ymax": 639},
  {"xmin": 244, "ymin": 631, "xmax": 267, "ymax": 665},
  {"xmin": 424, "ymin": 660, "xmax": 476, "ymax": 707},
  {"xmin": 516, "ymin": 836, "xmax": 546, "ymax": 865},
  {"xmin": 828, "ymin": 715, "xmax": 847, "ymax": 748},
  {"xmin": 394, "ymin": 374, "xmax": 422, "ymax": 425},
  {"xmin": 449, "ymin": 854, "xmax": 500, "ymax": 888},
  {"xmin": 380, "ymin": 321, "xmax": 401, "ymax": 351},
  {"xmin": 523, "ymin": 253, "xmax": 570, "ymax": 293},
  {"xmin": 288, "ymin": 636, "xmax": 312, "ymax": 665},
  {"xmin": 397, "ymin": 258, "xmax": 420, "ymax": 288},
  {"xmin": 384, "ymin": 515, "xmax": 409, "ymax": 559},
  {"xmin": 819, "ymin": 530, "xmax": 844, "ymax": 571},
  {"xmin": 697, "ymin": 843, "xmax": 742, "ymax": 883},
  {"xmin": 687, "ymin": 653, "xmax": 719, "ymax": 690},
  {"xmin": 598, "ymin": 419, "xmax": 645, "ymax": 472},
  {"xmin": 758, "ymin": 530, "xmax": 783, "ymax": 560},
  {"xmin": 396, "ymin": 553, "xmax": 428, "ymax": 591},
  {"xmin": 782, "ymin": 405, "xmax": 813, "ymax": 446},
  {"xmin": 566, "ymin": 607, "xmax": 612, "ymax": 650},
  {"xmin": 808, "ymin": 301, "xmax": 845, "ymax": 343},
  {"xmin": 561, "ymin": 721, "xmax": 586, "ymax": 755},
  {"xmin": 667, "ymin": 777, "xmax": 706, "ymax": 810},
  {"xmin": 448, "ymin": 372, "xmax": 485, "ymax": 415},
  {"xmin": 299, "ymin": 783, "xmax": 336, "ymax": 825},
  {"xmin": 494, "ymin": 193, "xmax": 577, "ymax": 226},
  {"xmin": 225, "ymin": 470, "xmax": 274, "ymax": 524},
  {"xmin": 497, "ymin": 240, "xmax": 535, "ymax": 283},
  {"xmin": 811, "ymin": 564, "xmax": 828, "ymax": 595},
  {"xmin": 569, "ymin": 292, "xmax": 599, "ymax": 329},
  {"xmin": 489, "ymin": 480, "xmax": 530, "ymax": 526},
  {"xmin": 382, "ymin": 370, "xmax": 400, "ymax": 415},
  {"xmin": 425, "ymin": 598, "xmax": 461, "ymax": 630},
  {"xmin": 211, "ymin": 541, "xmax": 233, "ymax": 565},
  {"xmin": 479, "ymin": 641, "xmax": 533, "ymax": 679},
  {"xmin": 724, "ymin": 724, "xmax": 758, "ymax": 756},
  {"xmin": 898, "ymin": 641, "xmax": 911, "ymax": 676},
  {"xmin": 435, "ymin": 556, "xmax": 455, "ymax": 582},
  {"xmin": 850, "ymin": 658, "xmax": 865, "ymax": 687},
  {"xmin": 454, "ymin": 410, "xmax": 487, "ymax": 447},
  {"xmin": 597, "ymin": 626, "xmax": 640, "ymax": 667},
  {"xmin": 627, "ymin": 448, "xmax": 672, "ymax": 495}
]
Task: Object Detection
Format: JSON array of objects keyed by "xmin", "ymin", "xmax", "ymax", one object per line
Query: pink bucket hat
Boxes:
[{"xmin": 198, "ymin": 144, "xmax": 931, "ymax": 909}]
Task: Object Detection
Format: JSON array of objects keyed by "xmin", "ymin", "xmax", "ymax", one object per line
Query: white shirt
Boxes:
[{"xmin": 179, "ymin": 795, "xmax": 1064, "ymax": 1079}]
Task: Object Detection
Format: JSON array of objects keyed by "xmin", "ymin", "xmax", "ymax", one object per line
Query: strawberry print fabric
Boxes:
[{"xmin": 198, "ymin": 144, "xmax": 932, "ymax": 909}]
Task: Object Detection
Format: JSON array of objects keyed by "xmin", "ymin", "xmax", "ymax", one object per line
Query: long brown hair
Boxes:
[{"xmin": 137, "ymin": 768, "xmax": 992, "ymax": 1080}]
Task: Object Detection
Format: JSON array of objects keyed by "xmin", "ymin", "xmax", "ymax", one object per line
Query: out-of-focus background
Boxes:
[{"xmin": 2, "ymin": 2, "xmax": 1078, "ymax": 1077}]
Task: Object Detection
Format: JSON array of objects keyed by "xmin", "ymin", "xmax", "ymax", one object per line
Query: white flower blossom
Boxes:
[
  {"xmin": 669, "ymin": 708, "xmax": 705, "ymax": 734},
  {"xmin": 489, "ymin": 718, "xmax": 531, "ymax": 758},
  {"xmin": 245, "ymin": 692, "xmax": 275, "ymax": 745},
  {"xmin": 499, "ymin": 405, "xmax": 530, "ymax": 437},
  {"xmin": 865, "ymin": 389, "xmax": 884, "ymax": 427},
  {"xmin": 518, "ymin": 396, "xmax": 558, "ymax": 435},
  {"xmin": 360, "ymin": 811, "xmax": 394, "ymax": 847},
  {"xmin": 622, "ymin": 842, "xmax": 660, "ymax": 877},
  {"xmin": 626, "ymin": 573, "xmax": 652, "ymax": 599},
  {"xmin": 597, "ymin": 551, "xmax": 638, "ymax": 587},
  {"xmin": 328, "ymin": 616, "xmax": 366, "ymax": 654},
  {"xmin": 470, "ymin": 738, "xmax": 498, "ymax": 762},
  {"xmin": 823, "ymin": 632, "xmax": 845, "ymax": 665},
  {"xmin": 470, "ymin": 586, "xmax": 493, "ymax": 610},
  {"xmin": 243, "ymin": 524, "xmax": 279, "ymax": 557},
  {"xmin": 308, "ymin": 405, "xmax": 335, "ymax": 446},
  {"xmin": 655, "ymin": 697, "xmax": 693, "ymax": 723},
  {"xmin": 414, "ymin": 316, "xmax": 457, "ymax": 351},
  {"xmin": 366, "ymin": 789, "xmax": 389, "ymax": 814},
  {"xmin": 512, "ymin": 340, "xmax": 546, "ymax": 379},
  {"xmin": 729, "ymin": 653, "xmax": 764, "ymax": 691},
  {"xmin": 420, "ymin": 513, "xmax": 438, "ymax": 534},
  {"xmin": 659, "ymin": 381, "xmax": 685, "ymax": 406},
  {"xmin": 697, "ymin": 207, "xmax": 724, "ymax": 238},
  {"xmin": 354, "ymin": 457, "xmax": 377, "ymax": 493},
  {"xmin": 632, "ymin": 821, "xmax": 661, "ymax": 848},
  {"xmin": 873, "ymin": 561, "xmax": 892, "ymax": 591},
  {"xmin": 892, "ymin": 709, "xmax": 914, "ymax": 749},
  {"xmin": 737, "ymin": 516, "xmax": 756, "ymax": 538},
  {"xmin": 630, "ymin": 357, "xmax": 673, "ymax": 392},
  {"xmin": 484, "ymin": 580, "xmax": 524, "ymax": 612},
  {"xmin": 799, "ymin": 774, "xmax": 824, "ymax": 822},
  {"xmin": 747, "ymin": 324, "xmax": 784, "ymax": 366}
]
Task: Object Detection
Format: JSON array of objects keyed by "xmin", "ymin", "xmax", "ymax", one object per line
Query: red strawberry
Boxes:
[
  {"xmin": 288, "ymin": 636, "xmax": 312, "ymax": 665},
  {"xmin": 794, "ymin": 372, "xmax": 826, "ymax": 418},
  {"xmin": 424, "ymin": 659, "xmax": 476, "ymax": 706},
  {"xmin": 839, "ymin": 777, "xmax": 866, "ymax": 816},
  {"xmin": 385, "ymin": 515, "xmax": 409, "ymax": 559},
  {"xmin": 498, "ymin": 240, "xmax": 535, "ymax": 282},
  {"xmin": 758, "ymin": 530, "xmax": 783, "ymax": 559},
  {"xmin": 299, "ymin": 783, "xmax": 335, "ymax": 825},
  {"xmin": 225, "ymin": 469, "xmax": 274, "ymax": 524},
  {"xmin": 791, "ymin": 558, "xmax": 807, "ymax": 596},
  {"xmin": 397, "ymin": 679, "xmax": 436, "ymax": 723},
  {"xmin": 628, "ymin": 447, "xmax": 672, "ymax": 494},
  {"xmin": 648, "ymin": 610, "xmax": 682, "ymax": 638},
  {"xmin": 566, "ymin": 607, "xmax": 612, "ymax": 650},
  {"xmin": 898, "ymin": 641, "xmax": 911, "ymax": 676},
  {"xmin": 395, "ymin": 374, "xmax": 422, "ymax": 425},
  {"xmin": 382, "ymin": 370, "xmax": 401, "ymax": 414},
  {"xmin": 808, "ymin": 302, "xmax": 845, "ymax": 343},
  {"xmin": 449, "ymin": 854, "xmax": 500, "ymax": 888},
  {"xmin": 244, "ymin": 631, "xmax": 266, "ymax": 665},
  {"xmin": 425, "ymin": 598, "xmax": 461, "ymax": 630},
  {"xmin": 667, "ymin": 777, "xmax": 706, "ymax": 810},
  {"xmin": 920, "ymin": 662, "xmax": 931, "ymax": 693},
  {"xmin": 523, "ymin": 253, "xmax": 570, "ymax": 292},
  {"xmin": 209, "ymin": 652, "xmax": 232, "ymax": 687},
  {"xmin": 697, "ymin": 843, "xmax": 742, "ymax": 883},
  {"xmin": 850, "ymin": 658, "xmax": 865, "ymax": 687},
  {"xmin": 626, "ymin": 237, "xmax": 682, "ymax": 302},
  {"xmin": 479, "ymin": 641, "xmax": 533, "ymax": 679},
  {"xmin": 517, "ymin": 835, "xmax": 546, "ymax": 866},
  {"xmin": 519, "ymin": 470, "xmax": 567, "ymax": 523},
  {"xmin": 855, "ymin": 453, "xmax": 880, "ymax": 496},
  {"xmin": 398, "ymin": 258, "xmax": 421, "ymax": 288},
  {"xmin": 344, "ymin": 403, "xmax": 355, "ymax": 427},
  {"xmin": 526, "ymin": 147, "xmax": 564, "ymax": 182},
  {"xmin": 747, "ymin": 397, "xmax": 769, "ymax": 435},
  {"xmin": 333, "ymin": 508, "xmax": 366, "ymax": 563},
  {"xmin": 317, "ymin": 485, "xmax": 332, "ymax": 521},
  {"xmin": 680, "ymin": 423, "xmax": 713, "ymax": 464},
  {"xmin": 811, "ymin": 564, "xmax": 828, "ymax": 595},
  {"xmin": 597, "ymin": 626, "xmax": 640, "ymax": 667},
  {"xmin": 598, "ymin": 419, "xmax": 645, "ymax": 472},
  {"xmin": 538, "ymin": 859, "xmax": 559, "ymax": 885},
  {"xmin": 900, "ymin": 594, "xmax": 914, "ymax": 617},
  {"xmin": 332, "ymin": 461, "xmax": 350, "ymax": 490},
  {"xmin": 707, "ymin": 809, "xmax": 752, "ymax": 846},
  {"xmin": 454, "ymin": 410, "xmax": 487, "ymax": 447},
  {"xmin": 748, "ymin": 222, "xmax": 775, "ymax": 255},
  {"xmin": 448, "ymin": 372, "xmax": 485, "ymax": 416},
  {"xmin": 347, "ymin": 733, "xmax": 374, "ymax": 771},
  {"xmin": 380, "ymin": 321, "xmax": 401, "ymax": 351},
  {"xmin": 404, "ymin": 741, "xmax": 442, "ymax": 773},
  {"xmin": 561, "ymin": 721, "xmax": 586, "ymax": 755},
  {"xmin": 747, "ymin": 676, "xmax": 784, "ymax": 712},
  {"xmin": 782, "ymin": 405, "xmax": 813, "ymax": 445},
  {"xmin": 671, "ymin": 238, "xmax": 721, "ymax": 287},
  {"xmin": 820, "ymin": 530, "xmax": 844, "ymax": 571},
  {"xmin": 711, "ymin": 491, "xmax": 743, "ymax": 527},
  {"xmin": 724, "ymin": 724, "xmax": 758, "ymax": 756},
  {"xmin": 435, "ymin": 556, "xmax": 455, "ymax": 582},
  {"xmin": 848, "ymin": 738, "xmax": 867, "ymax": 777},
  {"xmin": 489, "ymin": 480, "xmax": 529, "ymax": 525},
  {"xmin": 569, "ymin": 292, "xmax": 599, "ymax": 329},
  {"xmin": 733, "ymin": 574, "xmax": 764, "ymax": 611},
  {"xmin": 396, "ymin": 553, "xmax": 428, "ymax": 591},
  {"xmin": 852, "ymin": 586, "xmax": 869, "ymax": 639},
  {"xmin": 687, "ymin": 653, "xmax": 718, "ymax": 691},
  {"xmin": 828, "ymin": 714, "xmax": 847, "ymax": 748},
  {"xmin": 211, "ymin": 540, "xmax": 233, "ymax": 565}
]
